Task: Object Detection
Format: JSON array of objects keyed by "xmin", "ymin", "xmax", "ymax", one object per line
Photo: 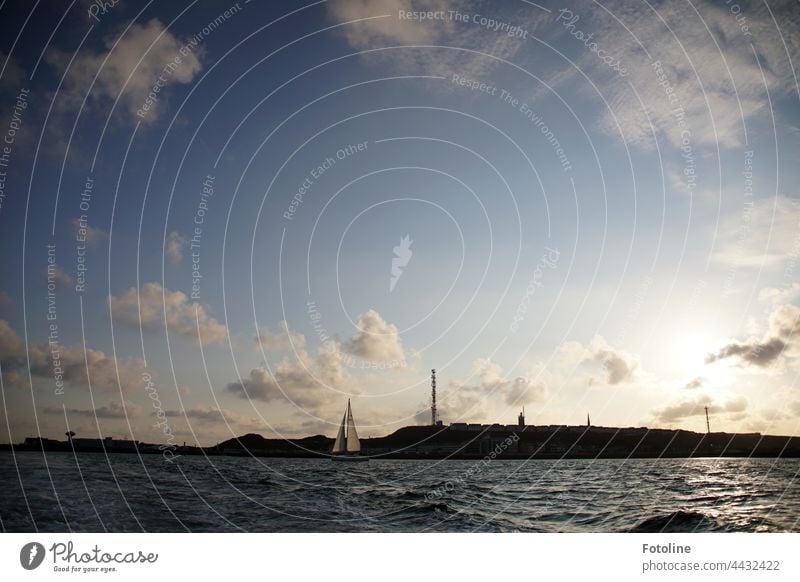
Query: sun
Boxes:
[
  {"xmin": 663, "ymin": 327, "xmax": 735, "ymax": 386},
  {"xmin": 667, "ymin": 329, "xmax": 716, "ymax": 372}
]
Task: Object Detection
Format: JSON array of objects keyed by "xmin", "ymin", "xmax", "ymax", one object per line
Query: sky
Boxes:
[{"xmin": 0, "ymin": 0, "xmax": 799, "ymax": 446}]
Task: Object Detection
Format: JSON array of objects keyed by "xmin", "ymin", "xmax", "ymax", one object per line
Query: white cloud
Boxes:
[
  {"xmin": 345, "ymin": 309, "xmax": 405, "ymax": 362},
  {"xmin": 713, "ymin": 195, "xmax": 800, "ymax": 270},
  {"xmin": 325, "ymin": 0, "xmax": 540, "ymax": 84},
  {"xmin": 419, "ymin": 381, "xmax": 483, "ymax": 424},
  {"xmin": 554, "ymin": 0, "xmax": 800, "ymax": 149},
  {"xmin": 165, "ymin": 231, "xmax": 187, "ymax": 264},
  {"xmin": 109, "ymin": 282, "xmax": 227, "ymax": 346},
  {"xmin": 46, "ymin": 18, "xmax": 203, "ymax": 121},
  {"xmin": 225, "ymin": 342, "xmax": 355, "ymax": 414},
  {"xmin": 46, "ymin": 265, "xmax": 71, "ymax": 288},
  {"xmin": 472, "ymin": 358, "xmax": 547, "ymax": 405},
  {"xmin": 256, "ymin": 320, "xmax": 306, "ymax": 352},
  {"xmin": 430, "ymin": 358, "xmax": 547, "ymax": 423},
  {"xmin": 653, "ymin": 393, "xmax": 748, "ymax": 424},
  {"xmin": 327, "ymin": 0, "xmax": 450, "ymax": 47},
  {"xmin": 71, "ymin": 218, "xmax": 108, "ymax": 247},
  {"xmin": 759, "ymin": 283, "xmax": 800, "ymax": 305}
]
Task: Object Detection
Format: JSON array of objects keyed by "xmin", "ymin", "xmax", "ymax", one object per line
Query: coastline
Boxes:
[{"xmin": 4, "ymin": 423, "xmax": 799, "ymax": 460}]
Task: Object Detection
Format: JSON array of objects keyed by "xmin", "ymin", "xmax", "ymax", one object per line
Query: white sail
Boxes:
[
  {"xmin": 345, "ymin": 400, "xmax": 360, "ymax": 453},
  {"xmin": 332, "ymin": 411, "xmax": 347, "ymax": 453},
  {"xmin": 332, "ymin": 399, "xmax": 362, "ymax": 456}
]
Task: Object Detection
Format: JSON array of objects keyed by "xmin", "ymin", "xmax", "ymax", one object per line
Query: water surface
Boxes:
[{"xmin": 1, "ymin": 452, "xmax": 798, "ymax": 532}]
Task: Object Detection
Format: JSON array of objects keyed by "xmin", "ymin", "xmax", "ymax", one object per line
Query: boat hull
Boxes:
[{"xmin": 331, "ymin": 455, "xmax": 369, "ymax": 462}]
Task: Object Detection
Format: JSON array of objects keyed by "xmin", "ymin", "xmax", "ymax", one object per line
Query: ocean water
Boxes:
[{"xmin": 1, "ymin": 452, "xmax": 798, "ymax": 532}]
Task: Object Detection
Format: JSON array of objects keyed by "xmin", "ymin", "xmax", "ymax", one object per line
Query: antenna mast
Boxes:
[
  {"xmin": 705, "ymin": 406, "xmax": 710, "ymax": 434},
  {"xmin": 431, "ymin": 369, "xmax": 437, "ymax": 426}
]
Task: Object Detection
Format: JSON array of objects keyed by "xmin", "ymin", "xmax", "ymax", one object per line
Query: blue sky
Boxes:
[{"xmin": 1, "ymin": 0, "xmax": 799, "ymax": 445}]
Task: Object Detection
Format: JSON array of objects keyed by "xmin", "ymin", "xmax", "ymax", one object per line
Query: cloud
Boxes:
[
  {"xmin": 471, "ymin": 358, "xmax": 547, "ymax": 406},
  {"xmin": 0, "ymin": 51, "xmax": 25, "ymax": 91},
  {"xmin": 564, "ymin": 0, "xmax": 800, "ymax": 149},
  {"xmin": 225, "ymin": 342, "xmax": 354, "ymax": 414},
  {"xmin": 109, "ymin": 282, "xmax": 227, "ymax": 346},
  {"xmin": 344, "ymin": 309, "xmax": 405, "ymax": 362},
  {"xmin": 705, "ymin": 337, "xmax": 786, "ymax": 367},
  {"xmin": 426, "ymin": 359, "xmax": 548, "ymax": 423},
  {"xmin": 503, "ymin": 376, "xmax": 548, "ymax": 406},
  {"xmin": 653, "ymin": 394, "xmax": 748, "ymax": 424},
  {"xmin": 744, "ymin": 405, "xmax": 799, "ymax": 433},
  {"xmin": 0, "ymin": 54, "xmax": 33, "ymax": 154},
  {"xmin": 327, "ymin": 0, "xmax": 450, "ymax": 47},
  {"xmin": 0, "ymin": 319, "xmax": 25, "ymax": 359},
  {"xmin": 770, "ymin": 303, "xmax": 800, "ymax": 340},
  {"xmin": 325, "ymin": 0, "xmax": 540, "ymax": 84},
  {"xmin": 72, "ymin": 218, "xmax": 108, "ymax": 247},
  {"xmin": 1, "ymin": 319, "xmax": 145, "ymax": 393},
  {"xmin": 713, "ymin": 196, "xmax": 800, "ymax": 270},
  {"xmin": 580, "ymin": 336, "xmax": 637, "ymax": 385},
  {"xmin": 706, "ymin": 303, "xmax": 799, "ymax": 367},
  {"xmin": 419, "ymin": 381, "xmax": 483, "ymax": 425},
  {"xmin": 162, "ymin": 406, "xmax": 253, "ymax": 425},
  {"xmin": 684, "ymin": 376, "xmax": 704, "ymax": 390},
  {"xmin": 590, "ymin": 349, "xmax": 636, "ymax": 385},
  {"xmin": 166, "ymin": 231, "xmax": 187, "ymax": 264},
  {"xmin": 557, "ymin": 336, "xmax": 638, "ymax": 386},
  {"xmin": 46, "ymin": 265, "xmax": 71, "ymax": 288},
  {"xmin": 34, "ymin": 344, "xmax": 146, "ymax": 393},
  {"xmin": 759, "ymin": 284, "xmax": 800, "ymax": 305},
  {"xmin": 256, "ymin": 320, "xmax": 306, "ymax": 351},
  {"xmin": 46, "ymin": 18, "xmax": 203, "ymax": 122},
  {"xmin": 226, "ymin": 368, "xmax": 282, "ymax": 402},
  {"xmin": 45, "ymin": 400, "xmax": 143, "ymax": 419}
]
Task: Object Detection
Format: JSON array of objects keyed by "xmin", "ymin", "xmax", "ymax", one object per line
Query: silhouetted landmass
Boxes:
[
  {"xmin": 211, "ymin": 425, "xmax": 800, "ymax": 459},
  {"xmin": 7, "ymin": 424, "xmax": 795, "ymax": 459}
]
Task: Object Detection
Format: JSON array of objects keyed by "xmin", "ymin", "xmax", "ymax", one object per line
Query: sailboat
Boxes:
[{"xmin": 331, "ymin": 399, "xmax": 368, "ymax": 462}]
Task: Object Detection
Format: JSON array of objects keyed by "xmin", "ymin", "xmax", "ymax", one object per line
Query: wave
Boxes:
[
  {"xmin": 629, "ymin": 510, "xmax": 722, "ymax": 532},
  {"xmin": 353, "ymin": 487, "xmax": 428, "ymax": 500}
]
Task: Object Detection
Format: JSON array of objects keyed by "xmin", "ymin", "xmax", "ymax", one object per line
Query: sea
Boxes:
[{"xmin": 1, "ymin": 452, "xmax": 798, "ymax": 532}]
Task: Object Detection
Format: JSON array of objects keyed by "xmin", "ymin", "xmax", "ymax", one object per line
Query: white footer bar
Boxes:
[{"xmin": 1, "ymin": 533, "xmax": 797, "ymax": 581}]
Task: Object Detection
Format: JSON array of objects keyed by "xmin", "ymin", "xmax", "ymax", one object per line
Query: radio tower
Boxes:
[
  {"xmin": 705, "ymin": 406, "xmax": 711, "ymax": 434},
  {"xmin": 431, "ymin": 369, "xmax": 438, "ymax": 426}
]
